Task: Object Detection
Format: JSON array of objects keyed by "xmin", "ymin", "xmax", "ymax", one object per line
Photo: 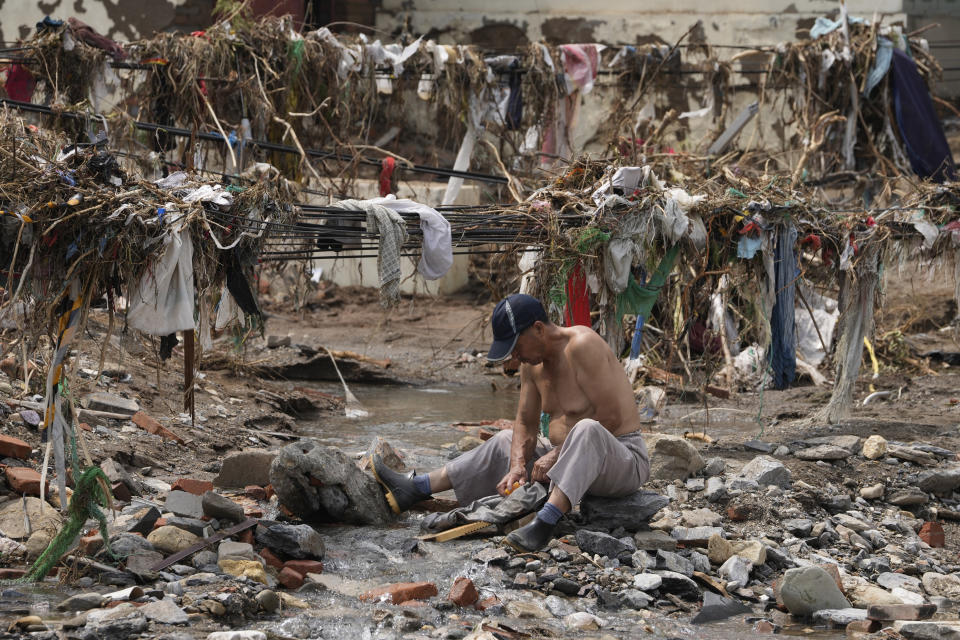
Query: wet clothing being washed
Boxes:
[{"xmin": 445, "ymin": 419, "xmax": 650, "ymax": 506}]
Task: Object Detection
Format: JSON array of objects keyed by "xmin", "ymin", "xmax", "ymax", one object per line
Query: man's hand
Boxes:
[
  {"xmin": 530, "ymin": 448, "xmax": 559, "ymax": 483},
  {"xmin": 497, "ymin": 466, "xmax": 527, "ymax": 496}
]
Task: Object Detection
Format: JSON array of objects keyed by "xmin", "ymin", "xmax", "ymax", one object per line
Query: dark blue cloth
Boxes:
[
  {"xmin": 890, "ymin": 49, "xmax": 956, "ymax": 183},
  {"xmin": 769, "ymin": 224, "xmax": 797, "ymax": 390},
  {"xmin": 506, "ymin": 61, "xmax": 523, "ymax": 131}
]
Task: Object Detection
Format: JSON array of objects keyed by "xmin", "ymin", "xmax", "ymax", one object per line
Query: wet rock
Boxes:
[
  {"xmin": 255, "ymin": 589, "xmax": 280, "ymax": 612},
  {"xmin": 702, "ymin": 457, "xmax": 725, "ymax": 477},
  {"xmin": 795, "ymin": 445, "xmax": 851, "ymax": 461},
  {"xmin": 922, "ymin": 573, "xmax": 960, "ymax": 599},
  {"xmin": 784, "ymin": 518, "xmax": 813, "ymax": 537},
  {"xmin": 620, "ymin": 589, "xmax": 653, "ymax": 610},
  {"xmin": 82, "ymin": 605, "xmax": 148, "ymax": 638},
  {"xmin": 916, "ymin": 467, "xmax": 960, "ymax": 495},
  {"xmin": 655, "ymin": 550, "xmax": 694, "ymax": 576},
  {"xmin": 552, "ymin": 577, "xmax": 580, "ymax": 596},
  {"xmin": 165, "ymin": 490, "xmax": 205, "ymax": 519},
  {"xmin": 270, "ymin": 440, "xmax": 392, "ymax": 525},
  {"xmin": 207, "ymin": 632, "xmax": 267, "ymax": 640},
  {"xmin": 57, "ymin": 592, "xmax": 105, "ymax": 612},
  {"xmin": 704, "ymin": 477, "xmax": 726, "ymax": 503},
  {"xmin": 731, "ymin": 456, "xmax": 791, "ymax": 489},
  {"xmin": 473, "ymin": 546, "xmax": 509, "ymax": 566},
  {"xmin": 596, "ymin": 587, "xmax": 622, "ymax": 609},
  {"xmin": 892, "ymin": 621, "xmax": 960, "ymax": 639},
  {"xmin": 255, "ymin": 523, "xmax": 325, "ymax": 560},
  {"xmin": 888, "ymin": 489, "xmax": 929, "ymax": 506},
  {"xmin": 691, "ymin": 591, "xmax": 751, "ymax": 623},
  {"xmin": 580, "ymin": 491, "xmax": 668, "ymax": 531},
  {"xmin": 633, "ymin": 573, "xmax": 662, "ymax": 591},
  {"xmin": 202, "ymin": 491, "xmax": 244, "ymax": 523},
  {"xmin": 646, "ymin": 434, "xmax": 705, "ymax": 480},
  {"xmin": 671, "ymin": 526, "xmax": 723, "ymax": 547},
  {"xmin": 654, "ymin": 570, "xmax": 701, "ymax": 599},
  {"xmin": 779, "ymin": 566, "xmax": 851, "ymax": 616},
  {"xmin": 681, "ymin": 508, "xmax": 721, "ymax": 527},
  {"xmin": 504, "ymin": 600, "xmax": 551, "ymax": 619},
  {"xmin": 147, "ymin": 526, "xmax": 200, "ymax": 555},
  {"xmin": 869, "ymin": 603, "xmax": 937, "ymax": 621},
  {"xmin": 575, "ymin": 529, "xmax": 631, "ymax": 558},
  {"xmin": 563, "ymin": 612, "xmax": 605, "ymax": 630},
  {"xmin": 633, "ymin": 529, "xmax": 677, "ymax": 551},
  {"xmin": 719, "ymin": 555, "xmax": 752, "ymax": 589},
  {"xmin": 215, "ymin": 450, "xmax": 276, "ymax": 488},
  {"xmin": 140, "ymin": 598, "xmax": 188, "ymax": 624},
  {"xmin": 811, "ymin": 608, "xmax": 867, "ymax": 626}
]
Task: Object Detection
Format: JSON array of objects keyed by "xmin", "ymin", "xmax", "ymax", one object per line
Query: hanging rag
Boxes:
[
  {"xmin": 559, "ymin": 44, "xmax": 602, "ymax": 95},
  {"xmin": 563, "ymin": 262, "xmax": 591, "ymax": 327},
  {"xmin": 371, "ymin": 195, "xmax": 453, "ymax": 280},
  {"xmin": 506, "ymin": 59, "xmax": 523, "ymax": 130},
  {"xmin": 379, "ymin": 156, "xmax": 396, "ymax": 197},
  {"xmin": 889, "ymin": 49, "xmax": 957, "ymax": 183},
  {"xmin": 127, "ymin": 229, "xmax": 196, "ymax": 335},
  {"xmin": 333, "ymin": 199, "xmax": 408, "ymax": 306},
  {"xmin": 223, "ymin": 250, "xmax": 260, "ymax": 318},
  {"xmin": 4, "ymin": 64, "xmax": 36, "ymax": 102},
  {"xmin": 620, "ymin": 244, "xmax": 681, "ymax": 359},
  {"xmin": 67, "ymin": 17, "xmax": 127, "ymax": 60},
  {"xmin": 863, "ymin": 37, "xmax": 894, "ymax": 97},
  {"xmin": 769, "ymin": 224, "xmax": 798, "ymax": 389}
]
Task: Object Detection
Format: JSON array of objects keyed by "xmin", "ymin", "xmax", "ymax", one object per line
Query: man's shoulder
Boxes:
[{"xmin": 565, "ymin": 326, "xmax": 612, "ymax": 358}]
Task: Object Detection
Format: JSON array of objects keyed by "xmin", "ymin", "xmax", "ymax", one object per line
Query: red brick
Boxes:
[
  {"xmin": 131, "ymin": 411, "xmax": 185, "ymax": 444},
  {"xmin": 475, "ymin": 596, "xmax": 500, "ymax": 611},
  {"xmin": 919, "ymin": 522, "xmax": 945, "ymax": 548},
  {"xmin": 79, "ymin": 534, "xmax": 103, "ymax": 556},
  {"xmin": 726, "ymin": 502, "xmax": 760, "ymax": 521},
  {"xmin": 0, "ymin": 568, "xmax": 26, "ymax": 579},
  {"xmin": 78, "ymin": 422, "xmax": 92, "ymax": 432},
  {"xmin": 244, "ymin": 485, "xmax": 267, "ymax": 500},
  {"xmin": 237, "ymin": 528, "xmax": 254, "ymax": 545},
  {"xmin": 0, "ymin": 434, "xmax": 31, "ymax": 459},
  {"xmin": 171, "ymin": 478, "xmax": 214, "ymax": 496},
  {"xmin": 478, "ymin": 429, "xmax": 496, "ymax": 441},
  {"xmin": 277, "ymin": 567, "xmax": 304, "ymax": 589},
  {"xmin": 448, "ymin": 576, "xmax": 478, "ymax": 607},
  {"xmin": 154, "ymin": 517, "xmax": 168, "ymax": 528},
  {"xmin": 259, "ymin": 547, "xmax": 284, "ymax": 569},
  {"xmin": 395, "ymin": 600, "xmax": 427, "ymax": 607},
  {"xmin": 283, "ymin": 559, "xmax": 323, "ymax": 576},
  {"xmin": 359, "ymin": 582, "xmax": 438, "ymax": 604},
  {"xmin": 5, "ymin": 466, "xmax": 45, "ymax": 495}
]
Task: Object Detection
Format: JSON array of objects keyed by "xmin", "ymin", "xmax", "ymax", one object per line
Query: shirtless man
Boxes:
[{"xmin": 371, "ymin": 293, "xmax": 650, "ymax": 551}]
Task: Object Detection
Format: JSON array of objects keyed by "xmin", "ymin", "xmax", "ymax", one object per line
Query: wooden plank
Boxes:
[
  {"xmin": 149, "ymin": 518, "xmax": 258, "ymax": 571},
  {"xmin": 418, "ymin": 521, "xmax": 494, "ymax": 543}
]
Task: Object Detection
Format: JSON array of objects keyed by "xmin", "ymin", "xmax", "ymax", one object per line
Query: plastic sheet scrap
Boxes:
[{"xmin": 126, "ymin": 229, "xmax": 196, "ymax": 336}]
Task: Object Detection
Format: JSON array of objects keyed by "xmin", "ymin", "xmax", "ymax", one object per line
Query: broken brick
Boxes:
[
  {"xmin": 919, "ymin": 522, "xmax": 945, "ymax": 548},
  {"xmin": 448, "ymin": 576, "xmax": 478, "ymax": 607},
  {"xmin": 395, "ymin": 600, "xmax": 427, "ymax": 607},
  {"xmin": 283, "ymin": 559, "xmax": 324, "ymax": 576},
  {"xmin": 867, "ymin": 603, "xmax": 937, "ymax": 621},
  {"xmin": 277, "ymin": 567, "xmax": 304, "ymax": 589},
  {"xmin": 846, "ymin": 619, "xmax": 881, "ymax": 634},
  {"xmin": 244, "ymin": 485, "xmax": 267, "ymax": 501},
  {"xmin": 475, "ymin": 596, "xmax": 500, "ymax": 611},
  {"xmin": 5, "ymin": 466, "xmax": 45, "ymax": 495},
  {"xmin": 0, "ymin": 568, "xmax": 25, "ymax": 580},
  {"xmin": 478, "ymin": 429, "xmax": 496, "ymax": 441},
  {"xmin": 0, "ymin": 434, "xmax": 31, "ymax": 459},
  {"xmin": 237, "ymin": 528, "xmax": 254, "ymax": 545},
  {"xmin": 259, "ymin": 547, "xmax": 284, "ymax": 569},
  {"xmin": 359, "ymin": 582, "xmax": 438, "ymax": 604},
  {"xmin": 131, "ymin": 411, "xmax": 185, "ymax": 444},
  {"xmin": 78, "ymin": 422, "xmax": 92, "ymax": 432},
  {"xmin": 171, "ymin": 478, "xmax": 214, "ymax": 496},
  {"xmin": 79, "ymin": 534, "xmax": 104, "ymax": 556}
]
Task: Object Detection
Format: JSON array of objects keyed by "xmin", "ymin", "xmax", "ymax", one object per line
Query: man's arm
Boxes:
[{"xmin": 497, "ymin": 363, "xmax": 541, "ymax": 494}]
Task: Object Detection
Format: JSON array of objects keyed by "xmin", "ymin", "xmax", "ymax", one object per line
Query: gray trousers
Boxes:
[{"xmin": 444, "ymin": 419, "xmax": 650, "ymax": 507}]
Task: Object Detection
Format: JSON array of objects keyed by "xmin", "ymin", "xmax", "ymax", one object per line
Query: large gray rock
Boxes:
[
  {"xmin": 580, "ymin": 491, "xmax": 669, "ymax": 532},
  {"xmin": 215, "ymin": 450, "xmax": 276, "ymax": 488},
  {"xmin": 140, "ymin": 598, "xmax": 188, "ymax": 625},
  {"xmin": 922, "ymin": 572, "xmax": 960, "ymax": 600},
  {"xmin": 732, "ymin": 456, "xmax": 791, "ymax": 489},
  {"xmin": 0, "ymin": 497, "xmax": 62, "ymax": 540},
  {"xmin": 645, "ymin": 434, "xmax": 705, "ymax": 480},
  {"xmin": 893, "ymin": 621, "xmax": 960, "ymax": 639},
  {"xmin": 255, "ymin": 523, "xmax": 325, "ymax": 560},
  {"xmin": 575, "ymin": 530, "xmax": 632, "ymax": 558},
  {"xmin": 655, "ymin": 550, "xmax": 694, "ymax": 577},
  {"xmin": 82, "ymin": 392, "xmax": 139, "ymax": 415},
  {"xmin": 269, "ymin": 440, "xmax": 392, "ymax": 525},
  {"xmin": 654, "ymin": 570, "xmax": 701, "ymax": 600},
  {"xmin": 779, "ymin": 566, "xmax": 851, "ymax": 616},
  {"xmin": 633, "ymin": 530, "xmax": 677, "ymax": 551},
  {"xmin": 164, "ymin": 491, "xmax": 204, "ymax": 519},
  {"xmin": 201, "ymin": 491, "xmax": 244, "ymax": 523},
  {"xmin": 916, "ymin": 467, "xmax": 960, "ymax": 496}
]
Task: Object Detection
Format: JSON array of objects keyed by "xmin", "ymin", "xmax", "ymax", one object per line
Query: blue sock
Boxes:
[
  {"xmin": 413, "ymin": 474, "xmax": 432, "ymax": 496},
  {"xmin": 537, "ymin": 502, "xmax": 564, "ymax": 525}
]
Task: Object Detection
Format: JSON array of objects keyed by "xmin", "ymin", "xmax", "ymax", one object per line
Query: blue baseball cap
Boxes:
[{"xmin": 487, "ymin": 294, "xmax": 548, "ymax": 362}]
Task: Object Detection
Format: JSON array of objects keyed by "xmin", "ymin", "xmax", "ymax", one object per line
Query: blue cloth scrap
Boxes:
[
  {"xmin": 864, "ymin": 37, "xmax": 893, "ymax": 97},
  {"xmin": 769, "ymin": 224, "xmax": 798, "ymax": 390},
  {"xmin": 810, "ymin": 15, "xmax": 868, "ymax": 39},
  {"xmin": 737, "ymin": 234, "xmax": 763, "ymax": 259},
  {"xmin": 890, "ymin": 49, "xmax": 957, "ymax": 183}
]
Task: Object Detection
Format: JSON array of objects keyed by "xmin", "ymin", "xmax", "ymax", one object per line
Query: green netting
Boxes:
[{"xmin": 615, "ymin": 243, "xmax": 681, "ymax": 323}]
